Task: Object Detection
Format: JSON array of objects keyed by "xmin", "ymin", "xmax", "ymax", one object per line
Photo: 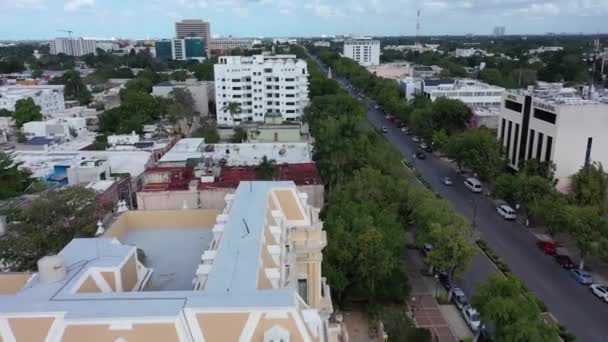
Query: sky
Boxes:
[{"xmin": 0, "ymin": 0, "xmax": 607, "ymax": 40}]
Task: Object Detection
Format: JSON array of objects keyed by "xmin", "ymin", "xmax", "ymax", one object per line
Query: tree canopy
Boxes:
[
  {"xmin": 446, "ymin": 127, "xmax": 505, "ymax": 180},
  {"xmin": 0, "ymin": 153, "xmax": 34, "ymax": 199},
  {"xmin": 48, "ymin": 70, "xmax": 91, "ymax": 105},
  {"xmin": 12, "ymin": 98, "xmax": 42, "ymax": 128},
  {"xmin": 569, "ymin": 162, "xmax": 608, "ymax": 212}
]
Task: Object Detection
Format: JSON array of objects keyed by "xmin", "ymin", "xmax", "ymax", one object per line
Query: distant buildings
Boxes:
[
  {"xmin": 499, "ymin": 83, "xmax": 608, "ymax": 180},
  {"xmin": 527, "ymin": 46, "xmax": 564, "ymax": 55},
  {"xmin": 343, "ymin": 37, "xmax": 380, "ymax": 66},
  {"xmin": 0, "ymin": 85, "xmax": 65, "ymax": 114},
  {"xmin": 454, "ymin": 48, "xmax": 493, "ymax": 58},
  {"xmin": 22, "ymin": 117, "xmax": 87, "ymax": 140},
  {"xmin": 175, "ymin": 19, "xmax": 211, "ymax": 56},
  {"xmin": 412, "ymin": 65, "xmax": 443, "ymax": 78},
  {"xmin": 214, "ymin": 54, "xmax": 309, "ymax": 126},
  {"xmin": 152, "ymin": 79, "xmax": 215, "ymax": 117},
  {"xmin": 154, "ymin": 37, "xmax": 205, "ymax": 61},
  {"xmin": 367, "ymin": 62, "xmax": 413, "ymax": 81},
  {"xmin": 384, "ymin": 43, "xmax": 440, "ymax": 53},
  {"xmin": 493, "ymin": 26, "xmax": 506, "ymax": 37},
  {"xmin": 49, "ymin": 37, "xmax": 96, "ymax": 56},
  {"xmin": 209, "ymin": 37, "xmax": 254, "ymax": 53},
  {"xmin": 313, "ymin": 41, "xmax": 331, "ymax": 48}
]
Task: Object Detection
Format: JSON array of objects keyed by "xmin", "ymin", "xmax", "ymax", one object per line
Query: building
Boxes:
[
  {"xmin": 154, "ymin": 38, "xmax": 206, "ymax": 61},
  {"xmin": 22, "ymin": 117, "xmax": 87, "ymax": 140},
  {"xmin": 49, "ymin": 37, "xmax": 97, "ymax": 56},
  {"xmin": 0, "ymin": 85, "xmax": 65, "ymax": 114},
  {"xmin": 402, "ymin": 78, "xmax": 505, "ymax": 107},
  {"xmin": 209, "ymin": 37, "xmax": 254, "ymax": 53},
  {"xmin": 0, "ymin": 181, "xmax": 339, "ymax": 341},
  {"xmin": 528, "ymin": 46, "xmax": 564, "ymax": 55},
  {"xmin": 313, "ymin": 41, "xmax": 330, "ymax": 48},
  {"xmin": 152, "ymin": 80, "xmax": 214, "ymax": 117},
  {"xmin": 454, "ymin": 48, "xmax": 492, "ymax": 58},
  {"xmin": 384, "ymin": 44, "xmax": 440, "ymax": 53},
  {"xmin": 155, "ymin": 40, "xmax": 173, "ymax": 60},
  {"xmin": 493, "ymin": 26, "xmax": 506, "ymax": 37},
  {"xmin": 412, "ymin": 65, "xmax": 442, "ymax": 78},
  {"xmin": 497, "ymin": 83, "xmax": 608, "ymax": 179},
  {"xmin": 214, "ymin": 55, "xmax": 309, "ymax": 126},
  {"xmin": 367, "ymin": 62, "xmax": 413, "ymax": 80},
  {"xmin": 96, "ymin": 41, "xmax": 120, "ymax": 52},
  {"xmin": 343, "ymin": 37, "xmax": 380, "ymax": 66},
  {"xmin": 175, "ymin": 19, "xmax": 211, "ymax": 56}
]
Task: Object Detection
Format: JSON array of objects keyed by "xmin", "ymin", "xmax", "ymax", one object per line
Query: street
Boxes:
[{"xmin": 307, "ymin": 52, "xmax": 608, "ymax": 342}]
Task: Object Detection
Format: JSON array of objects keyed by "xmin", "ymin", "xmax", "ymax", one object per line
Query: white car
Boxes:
[
  {"xmin": 462, "ymin": 305, "xmax": 481, "ymax": 331},
  {"xmin": 452, "ymin": 288, "xmax": 468, "ymax": 310},
  {"xmin": 590, "ymin": 284, "xmax": 608, "ymax": 302},
  {"xmin": 412, "ymin": 136, "xmax": 420, "ymax": 142},
  {"xmin": 496, "ymin": 204, "xmax": 516, "ymax": 220}
]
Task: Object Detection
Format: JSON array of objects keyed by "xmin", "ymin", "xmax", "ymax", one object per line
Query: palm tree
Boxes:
[
  {"xmin": 255, "ymin": 156, "xmax": 276, "ymax": 180},
  {"xmin": 222, "ymin": 101, "xmax": 242, "ymax": 121}
]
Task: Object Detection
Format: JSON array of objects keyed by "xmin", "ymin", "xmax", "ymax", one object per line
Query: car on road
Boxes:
[
  {"xmin": 437, "ymin": 272, "xmax": 451, "ymax": 291},
  {"xmin": 554, "ymin": 254, "xmax": 575, "ymax": 269},
  {"xmin": 411, "ymin": 136, "xmax": 420, "ymax": 142},
  {"xmin": 381, "ymin": 126, "xmax": 388, "ymax": 133},
  {"xmin": 464, "ymin": 177, "xmax": 482, "ymax": 193},
  {"xmin": 452, "ymin": 288, "xmax": 469, "ymax": 310},
  {"xmin": 401, "ymin": 127, "xmax": 408, "ymax": 133},
  {"xmin": 571, "ymin": 269, "xmax": 593, "ymax": 284},
  {"xmin": 441, "ymin": 177, "xmax": 453, "ymax": 186},
  {"xmin": 415, "ymin": 151, "xmax": 426, "ymax": 160},
  {"xmin": 462, "ymin": 305, "xmax": 481, "ymax": 331},
  {"xmin": 496, "ymin": 204, "xmax": 517, "ymax": 220},
  {"xmin": 536, "ymin": 240, "xmax": 557, "ymax": 255},
  {"xmin": 590, "ymin": 284, "xmax": 608, "ymax": 302},
  {"xmin": 419, "ymin": 142, "xmax": 433, "ymax": 153}
]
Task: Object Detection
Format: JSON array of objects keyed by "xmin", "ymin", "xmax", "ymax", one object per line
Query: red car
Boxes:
[
  {"xmin": 554, "ymin": 254, "xmax": 575, "ymax": 269},
  {"xmin": 537, "ymin": 241, "xmax": 556, "ymax": 255}
]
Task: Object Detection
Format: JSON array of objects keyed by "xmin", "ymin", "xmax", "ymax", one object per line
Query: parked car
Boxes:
[
  {"xmin": 401, "ymin": 127, "xmax": 408, "ymax": 133},
  {"xmin": 570, "ymin": 269, "xmax": 593, "ymax": 284},
  {"xmin": 452, "ymin": 288, "xmax": 469, "ymax": 310},
  {"xmin": 422, "ymin": 243, "xmax": 433, "ymax": 257},
  {"xmin": 554, "ymin": 254, "xmax": 575, "ymax": 269},
  {"xmin": 464, "ymin": 177, "xmax": 482, "ymax": 193},
  {"xmin": 412, "ymin": 136, "xmax": 420, "ymax": 142},
  {"xmin": 462, "ymin": 305, "xmax": 482, "ymax": 331},
  {"xmin": 419, "ymin": 142, "xmax": 433, "ymax": 153},
  {"xmin": 536, "ymin": 240, "xmax": 556, "ymax": 255},
  {"xmin": 381, "ymin": 126, "xmax": 388, "ymax": 133},
  {"xmin": 415, "ymin": 151, "xmax": 426, "ymax": 160},
  {"xmin": 590, "ymin": 284, "xmax": 608, "ymax": 302},
  {"xmin": 441, "ymin": 177, "xmax": 453, "ymax": 186},
  {"xmin": 496, "ymin": 205, "xmax": 517, "ymax": 220}
]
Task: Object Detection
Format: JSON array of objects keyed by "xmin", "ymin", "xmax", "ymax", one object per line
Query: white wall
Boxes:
[{"xmin": 343, "ymin": 39, "xmax": 380, "ymax": 66}]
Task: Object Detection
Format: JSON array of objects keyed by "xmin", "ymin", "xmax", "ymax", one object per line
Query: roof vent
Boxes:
[{"xmin": 37, "ymin": 255, "xmax": 66, "ymax": 284}]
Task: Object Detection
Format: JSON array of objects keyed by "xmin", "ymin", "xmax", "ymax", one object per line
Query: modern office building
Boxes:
[
  {"xmin": 175, "ymin": 19, "xmax": 211, "ymax": 56},
  {"xmin": 343, "ymin": 37, "xmax": 380, "ymax": 66},
  {"xmin": 155, "ymin": 40, "xmax": 173, "ymax": 60},
  {"xmin": 209, "ymin": 37, "xmax": 254, "ymax": 53},
  {"xmin": 153, "ymin": 38, "xmax": 205, "ymax": 61},
  {"xmin": 0, "ymin": 85, "xmax": 65, "ymax": 114},
  {"xmin": 49, "ymin": 38, "xmax": 97, "ymax": 56},
  {"xmin": 497, "ymin": 83, "xmax": 608, "ymax": 179},
  {"xmin": 214, "ymin": 55, "xmax": 309, "ymax": 126},
  {"xmin": 0, "ymin": 181, "xmax": 339, "ymax": 341}
]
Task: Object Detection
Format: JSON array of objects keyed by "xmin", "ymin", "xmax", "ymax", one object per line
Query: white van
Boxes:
[{"xmin": 464, "ymin": 177, "xmax": 482, "ymax": 193}]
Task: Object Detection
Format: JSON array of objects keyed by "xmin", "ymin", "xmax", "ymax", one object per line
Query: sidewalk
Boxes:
[{"xmin": 403, "ymin": 245, "xmax": 473, "ymax": 342}]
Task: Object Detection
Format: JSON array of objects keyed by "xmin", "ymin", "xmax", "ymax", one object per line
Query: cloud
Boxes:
[
  {"xmin": 0, "ymin": 0, "xmax": 45, "ymax": 9},
  {"xmin": 64, "ymin": 0, "xmax": 94, "ymax": 12}
]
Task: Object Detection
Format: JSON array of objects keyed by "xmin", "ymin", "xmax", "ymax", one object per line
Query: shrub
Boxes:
[{"xmin": 436, "ymin": 292, "xmax": 449, "ymax": 305}]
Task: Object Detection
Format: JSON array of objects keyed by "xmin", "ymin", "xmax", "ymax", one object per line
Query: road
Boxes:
[{"xmin": 307, "ymin": 52, "xmax": 608, "ymax": 342}]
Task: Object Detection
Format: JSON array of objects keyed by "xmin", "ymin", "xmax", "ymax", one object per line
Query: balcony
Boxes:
[
  {"xmin": 292, "ymin": 230, "xmax": 327, "ymax": 252},
  {"xmin": 319, "ymin": 277, "xmax": 334, "ymax": 317}
]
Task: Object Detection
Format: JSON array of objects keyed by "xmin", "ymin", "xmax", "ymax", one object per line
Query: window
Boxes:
[
  {"xmin": 585, "ymin": 137, "xmax": 593, "ymax": 165},
  {"xmin": 500, "ymin": 119, "xmax": 506, "ymax": 145},
  {"xmin": 506, "ymin": 121, "xmax": 512, "ymax": 159},
  {"xmin": 545, "ymin": 136, "xmax": 553, "ymax": 162},
  {"xmin": 232, "ymin": 79, "xmax": 241, "ymax": 82},
  {"xmin": 536, "ymin": 133, "xmax": 544, "ymax": 160},
  {"xmin": 533, "ymin": 109, "xmax": 556, "ymax": 124},
  {"xmin": 298, "ymin": 279, "xmax": 308, "ymax": 303},
  {"xmin": 504, "ymin": 100, "xmax": 522, "ymax": 112},
  {"xmin": 264, "ymin": 68, "xmax": 272, "ymax": 73},
  {"xmin": 512, "ymin": 123, "xmax": 519, "ymax": 165},
  {"xmin": 527, "ymin": 129, "xmax": 535, "ymax": 160}
]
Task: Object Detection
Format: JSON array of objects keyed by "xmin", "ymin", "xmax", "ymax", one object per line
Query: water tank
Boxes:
[{"xmin": 37, "ymin": 255, "xmax": 67, "ymax": 284}]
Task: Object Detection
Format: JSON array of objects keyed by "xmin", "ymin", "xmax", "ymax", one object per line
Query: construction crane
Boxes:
[{"xmin": 58, "ymin": 29, "xmax": 74, "ymax": 55}]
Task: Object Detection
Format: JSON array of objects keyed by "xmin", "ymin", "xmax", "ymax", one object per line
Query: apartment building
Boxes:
[
  {"xmin": 209, "ymin": 37, "xmax": 254, "ymax": 53},
  {"xmin": 0, "ymin": 181, "xmax": 339, "ymax": 341},
  {"xmin": 498, "ymin": 83, "xmax": 608, "ymax": 179},
  {"xmin": 0, "ymin": 85, "xmax": 65, "ymax": 114},
  {"xmin": 214, "ymin": 55, "xmax": 309, "ymax": 126},
  {"xmin": 175, "ymin": 19, "xmax": 211, "ymax": 56},
  {"xmin": 49, "ymin": 38, "xmax": 97, "ymax": 56},
  {"xmin": 343, "ymin": 37, "xmax": 380, "ymax": 66}
]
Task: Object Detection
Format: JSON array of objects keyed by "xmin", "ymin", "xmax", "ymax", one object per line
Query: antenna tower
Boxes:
[{"xmin": 416, "ymin": 9, "xmax": 421, "ymax": 45}]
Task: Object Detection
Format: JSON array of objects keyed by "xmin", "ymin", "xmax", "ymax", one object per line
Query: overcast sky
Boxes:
[{"xmin": 0, "ymin": 0, "xmax": 607, "ymax": 39}]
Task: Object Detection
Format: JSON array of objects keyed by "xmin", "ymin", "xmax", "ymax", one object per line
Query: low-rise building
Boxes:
[
  {"xmin": 528, "ymin": 46, "xmax": 563, "ymax": 55},
  {"xmin": 152, "ymin": 80, "xmax": 214, "ymax": 117},
  {"xmin": 22, "ymin": 117, "xmax": 87, "ymax": 140},
  {"xmin": 454, "ymin": 48, "xmax": 493, "ymax": 58},
  {"xmin": 498, "ymin": 83, "xmax": 608, "ymax": 180},
  {"xmin": 313, "ymin": 41, "xmax": 331, "ymax": 48},
  {"xmin": 412, "ymin": 65, "xmax": 442, "ymax": 78},
  {"xmin": 367, "ymin": 62, "xmax": 413, "ymax": 80},
  {"xmin": 209, "ymin": 37, "xmax": 254, "ymax": 53},
  {"xmin": 401, "ymin": 78, "xmax": 505, "ymax": 107},
  {"xmin": 343, "ymin": 37, "xmax": 380, "ymax": 66},
  {"xmin": 0, "ymin": 181, "xmax": 339, "ymax": 341},
  {"xmin": 0, "ymin": 85, "xmax": 65, "ymax": 114},
  {"xmin": 49, "ymin": 37, "xmax": 97, "ymax": 56}
]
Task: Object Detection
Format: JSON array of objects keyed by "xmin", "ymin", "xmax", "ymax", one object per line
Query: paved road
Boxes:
[{"xmin": 307, "ymin": 52, "xmax": 608, "ymax": 342}]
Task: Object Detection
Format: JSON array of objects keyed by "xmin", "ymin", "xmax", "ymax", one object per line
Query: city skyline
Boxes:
[{"xmin": 0, "ymin": 0, "xmax": 607, "ymax": 40}]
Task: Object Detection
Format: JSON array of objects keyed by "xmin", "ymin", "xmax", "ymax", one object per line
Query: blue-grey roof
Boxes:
[
  {"xmin": 423, "ymin": 78, "xmax": 454, "ymax": 86},
  {"xmin": 27, "ymin": 137, "xmax": 54, "ymax": 145}
]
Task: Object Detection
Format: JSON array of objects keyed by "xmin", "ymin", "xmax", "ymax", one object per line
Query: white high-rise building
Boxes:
[
  {"xmin": 214, "ymin": 55, "xmax": 309, "ymax": 127},
  {"xmin": 0, "ymin": 85, "xmax": 65, "ymax": 115},
  {"xmin": 493, "ymin": 26, "xmax": 506, "ymax": 37},
  {"xmin": 343, "ymin": 37, "xmax": 380, "ymax": 66},
  {"xmin": 49, "ymin": 38, "xmax": 97, "ymax": 56}
]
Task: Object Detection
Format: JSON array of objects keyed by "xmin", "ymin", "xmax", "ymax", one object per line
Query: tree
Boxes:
[
  {"xmin": 356, "ymin": 227, "xmax": 396, "ymax": 303},
  {"xmin": 0, "ymin": 108, "xmax": 12, "ymax": 117},
  {"xmin": 519, "ymin": 159, "xmax": 556, "ymax": 180},
  {"xmin": 0, "ymin": 153, "xmax": 34, "ymax": 199},
  {"xmin": 12, "ymin": 98, "xmax": 42, "ymax": 127},
  {"xmin": 0, "ymin": 187, "xmax": 104, "ymax": 271},
  {"xmin": 431, "ymin": 129, "xmax": 449, "ymax": 152},
  {"xmin": 232, "ymin": 126, "xmax": 248, "ymax": 143},
  {"xmin": 137, "ymin": 68, "xmax": 163, "ymax": 84},
  {"xmin": 431, "ymin": 98, "xmax": 472, "ymax": 134},
  {"xmin": 494, "ymin": 173, "xmax": 520, "ymax": 205},
  {"xmin": 167, "ymin": 88, "xmax": 196, "ymax": 132},
  {"xmin": 222, "ymin": 101, "xmax": 242, "ymax": 120},
  {"xmin": 120, "ymin": 78, "xmax": 153, "ymax": 99},
  {"xmin": 255, "ymin": 156, "xmax": 276, "ymax": 180},
  {"xmin": 568, "ymin": 206, "xmax": 604, "ymax": 270},
  {"xmin": 471, "ymin": 274, "xmax": 559, "ymax": 341},
  {"xmin": 446, "ymin": 127, "xmax": 505, "ymax": 180},
  {"xmin": 191, "ymin": 124, "xmax": 220, "ymax": 143},
  {"xmin": 570, "ymin": 162, "xmax": 608, "ymax": 212},
  {"xmin": 31, "ymin": 69, "xmax": 43, "ymax": 79},
  {"xmin": 171, "ymin": 70, "xmax": 188, "ymax": 82},
  {"xmin": 49, "ymin": 70, "xmax": 92, "ymax": 105}
]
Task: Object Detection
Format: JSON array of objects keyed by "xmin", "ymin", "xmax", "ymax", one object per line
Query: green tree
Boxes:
[
  {"xmin": 471, "ymin": 274, "xmax": 560, "ymax": 342},
  {"xmin": 232, "ymin": 126, "xmax": 248, "ymax": 143},
  {"xmin": 494, "ymin": 173, "xmax": 520, "ymax": 205},
  {"xmin": 120, "ymin": 78, "xmax": 153, "ymax": 99},
  {"xmin": 0, "ymin": 187, "xmax": 104, "ymax": 271},
  {"xmin": 568, "ymin": 206, "xmax": 604, "ymax": 270},
  {"xmin": 356, "ymin": 227, "xmax": 396, "ymax": 303},
  {"xmin": 431, "ymin": 129, "xmax": 449, "ymax": 152},
  {"xmin": 191, "ymin": 124, "xmax": 220, "ymax": 143},
  {"xmin": 167, "ymin": 88, "xmax": 196, "ymax": 131},
  {"xmin": 12, "ymin": 98, "xmax": 42, "ymax": 127},
  {"xmin": 171, "ymin": 70, "xmax": 188, "ymax": 82},
  {"xmin": 0, "ymin": 153, "xmax": 34, "ymax": 199},
  {"xmin": 191, "ymin": 60, "xmax": 215, "ymax": 81},
  {"xmin": 137, "ymin": 68, "xmax": 163, "ymax": 84},
  {"xmin": 31, "ymin": 69, "xmax": 43, "ymax": 79},
  {"xmin": 49, "ymin": 69, "xmax": 92, "ymax": 105},
  {"xmin": 570, "ymin": 162, "xmax": 608, "ymax": 212},
  {"xmin": 431, "ymin": 98, "xmax": 472, "ymax": 134},
  {"xmin": 446, "ymin": 128, "xmax": 505, "ymax": 180},
  {"xmin": 255, "ymin": 156, "xmax": 276, "ymax": 180},
  {"xmin": 222, "ymin": 101, "xmax": 242, "ymax": 121},
  {"xmin": 519, "ymin": 159, "xmax": 556, "ymax": 180},
  {"xmin": 0, "ymin": 108, "xmax": 12, "ymax": 117}
]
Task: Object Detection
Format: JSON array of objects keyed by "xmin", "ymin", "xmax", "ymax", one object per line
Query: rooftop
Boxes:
[{"xmin": 507, "ymin": 82, "xmax": 608, "ymax": 105}]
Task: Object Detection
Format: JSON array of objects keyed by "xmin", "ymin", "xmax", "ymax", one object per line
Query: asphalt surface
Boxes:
[{"xmin": 307, "ymin": 52, "xmax": 608, "ymax": 342}]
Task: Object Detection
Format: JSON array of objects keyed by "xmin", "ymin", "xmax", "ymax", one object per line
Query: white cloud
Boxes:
[{"xmin": 64, "ymin": 0, "xmax": 94, "ymax": 12}]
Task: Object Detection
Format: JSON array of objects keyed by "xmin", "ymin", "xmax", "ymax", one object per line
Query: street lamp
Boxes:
[
  {"xmin": 411, "ymin": 296, "xmax": 417, "ymax": 322},
  {"xmin": 434, "ymin": 274, "xmax": 439, "ymax": 299}
]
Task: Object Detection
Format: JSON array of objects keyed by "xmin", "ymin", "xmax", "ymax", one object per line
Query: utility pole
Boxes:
[{"xmin": 589, "ymin": 38, "xmax": 599, "ymax": 98}]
